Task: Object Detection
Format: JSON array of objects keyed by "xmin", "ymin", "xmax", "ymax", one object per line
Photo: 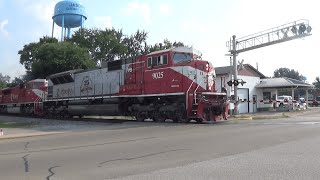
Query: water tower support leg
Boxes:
[
  {"xmin": 52, "ymin": 21, "xmax": 55, "ymax": 38},
  {"xmin": 68, "ymin": 28, "xmax": 71, "ymax": 38},
  {"xmin": 81, "ymin": 16, "xmax": 84, "ymax": 28},
  {"xmin": 61, "ymin": 16, "xmax": 65, "ymax": 41}
]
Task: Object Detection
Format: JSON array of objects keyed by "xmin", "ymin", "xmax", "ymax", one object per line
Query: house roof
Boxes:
[
  {"xmin": 255, "ymin": 77, "xmax": 314, "ymax": 88},
  {"xmin": 215, "ymin": 64, "xmax": 266, "ymax": 78},
  {"xmin": 215, "ymin": 66, "xmax": 233, "ymax": 75}
]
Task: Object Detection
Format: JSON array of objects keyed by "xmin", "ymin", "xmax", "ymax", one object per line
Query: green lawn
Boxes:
[{"xmin": 0, "ymin": 122, "xmax": 29, "ymax": 128}]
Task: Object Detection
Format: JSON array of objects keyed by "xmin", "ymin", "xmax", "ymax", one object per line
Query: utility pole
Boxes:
[{"xmin": 232, "ymin": 35, "xmax": 239, "ymax": 115}]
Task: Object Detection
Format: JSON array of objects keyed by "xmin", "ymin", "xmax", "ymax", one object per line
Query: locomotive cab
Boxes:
[{"xmin": 26, "ymin": 79, "xmax": 48, "ymax": 90}]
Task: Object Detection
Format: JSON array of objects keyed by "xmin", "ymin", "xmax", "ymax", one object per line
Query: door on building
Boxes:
[
  {"xmin": 238, "ymin": 88, "xmax": 249, "ymax": 114},
  {"xmin": 253, "ymin": 95, "xmax": 257, "ymax": 113}
]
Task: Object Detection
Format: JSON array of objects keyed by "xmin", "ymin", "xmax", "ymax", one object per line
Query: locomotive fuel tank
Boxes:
[{"xmin": 68, "ymin": 104, "xmax": 119, "ymax": 116}]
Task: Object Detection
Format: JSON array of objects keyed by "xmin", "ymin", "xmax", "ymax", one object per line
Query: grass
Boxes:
[{"xmin": 0, "ymin": 122, "xmax": 29, "ymax": 128}]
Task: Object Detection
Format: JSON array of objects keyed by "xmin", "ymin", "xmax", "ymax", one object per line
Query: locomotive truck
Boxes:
[{"xmin": 0, "ymin": 47, "xmax": 228, "ymax": 123}]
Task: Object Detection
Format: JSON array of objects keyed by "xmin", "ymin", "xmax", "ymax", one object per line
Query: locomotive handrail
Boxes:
[
  {"xmin": 186, "ymin": 81, "xmax": 195, "ymax": 110},
  {"xmin": 194, "ymin": 78, "xmax": 204, "ymax": 104}
]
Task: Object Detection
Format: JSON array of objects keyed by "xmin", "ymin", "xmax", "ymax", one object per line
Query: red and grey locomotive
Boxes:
[{"xmin": 0, "ymin": 47, "xmax": 228, "ymax": 123}]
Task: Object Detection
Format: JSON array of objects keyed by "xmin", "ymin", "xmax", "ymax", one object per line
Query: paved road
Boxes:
[{"xmin": 1, "ymin": 110, "xmax": 320, "ymax": 180}]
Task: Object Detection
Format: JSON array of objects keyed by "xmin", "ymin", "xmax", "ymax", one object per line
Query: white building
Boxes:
[{"xmin": 215, "ymin": 64, "xmax": 313, "ymax": 114}]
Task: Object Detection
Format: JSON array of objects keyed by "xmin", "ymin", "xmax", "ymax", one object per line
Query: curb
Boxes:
[
  {"xmin": 0, "ymin": 132, "xmax": 64, "ymax": 140},
  {"xmin": 229, "ymin": 114, "xmax": 290, "ymax": 121},
  {"xmin": 230, "ymin": 117, "xmax": 253, "ymax": 121}
]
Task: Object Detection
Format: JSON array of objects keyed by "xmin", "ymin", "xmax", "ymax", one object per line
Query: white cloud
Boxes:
[
  {"xmin": 123, "ymin": 2, "xmax": 151, "ymax": 25},
  {"xmin": 0, "ymin": 19, "xmax": 9, "ymax": 37},
  {"xmin": 93, "ymin": 16, "xmax": 112, "ymax": 29},
  {"xmin": 15, "ymin": 0, "xmax": 58, "ymax": 24},
  {"xmin": 0, "ymin": 53, "xmax": 25, "ymax": 79},
  {"xmin": 180, "ymin": 18, "xmax": 211, "ymax": 34},
  {"xmin": 158, "ymin": 4, "xmax": 171, "ymax": 16}
]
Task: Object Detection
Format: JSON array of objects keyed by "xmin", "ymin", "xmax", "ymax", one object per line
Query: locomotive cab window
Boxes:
[
  {"xmin": 147, "ymin": 54, "xmax": 168, "ymax": 68},
  {"xmin": 147, "ymin": 57, "xmax": 152, "ymax": 67},
  {"xmin": 173, "ymin": 53, "xmax": 192, "ymax": 64},
  {"xmin": 33, "ymin": 82, "xmax": 45, "ymax": 88}
]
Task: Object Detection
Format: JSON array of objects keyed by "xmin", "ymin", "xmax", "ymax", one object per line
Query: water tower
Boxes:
[{"xmin": 52, "ymin": 0, "xmax": 87, "ymax": 41}]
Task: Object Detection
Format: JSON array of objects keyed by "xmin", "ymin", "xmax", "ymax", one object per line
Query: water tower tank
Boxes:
[{"xmin": 52, "ymin": 0, "xmax": 87, "ymax": 40}]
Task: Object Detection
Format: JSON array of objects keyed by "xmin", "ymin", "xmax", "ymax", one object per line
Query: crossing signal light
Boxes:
[
  {"xmin": 234, "ymin": 80, "xmax": 239, "ymax": 86},
  {"xmin": 240, "ymin": 80, "xmax": 246, "ymax": 86},
  {"xmin": 227, "ymin": 79, "xmax": 246, "ymax": 86},
  {"xmin": 298, "ymin": 24, "xmax": 306, "ymax": 35}
]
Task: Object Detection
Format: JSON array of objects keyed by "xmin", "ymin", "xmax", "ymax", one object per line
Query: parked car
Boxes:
[
  {"xmin": 277, "ymin": 95, "xmax": 293, "ymax": 106},
  {"xmin": 311, "ymin": 96, "xmax": 320, "ymax": 107},
  {"xmin": 276, "ymin": 95, "xmax": 294, "ymax": 111}
]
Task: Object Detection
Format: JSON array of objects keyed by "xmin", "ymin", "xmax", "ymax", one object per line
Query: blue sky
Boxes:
[{"xmin": 0, "ymin": 0, "xmax": 318, "ymax": 82}]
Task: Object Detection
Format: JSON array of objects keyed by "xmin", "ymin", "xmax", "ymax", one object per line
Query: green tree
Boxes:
[
  {"xmin": 146, "ymin": 39, "xmax": 185, "ymax": 53},
  {"xmin": 0, "ymin": 73, "xmax": 10, "ymax": 89},
  {"xmin": 6, "ymin": 77, "xmax": 24, "ymax": 88},
  {"xmin": 19, "ymin": 36, "xmax": 58, "ymax": 73},
  {"xmin": 31, "ymin": 42, "xmax": 95, "ymax": 78},
  {"xmin": 273, "ymin": 67, "xmax": 306, "ymax": 81},
  {"xmin": 71, "ymin": 28, "xmax": 127, "ymax": 65},
  {"xmin": 122, "ymin": 30, "xmax": 149, "ymax": 57},
  {"xmin": 18, "ymin": 36, "xmax": 94, "ymax": 79},
  {"xmin": 313, "ymin": 77, "xmax": 320, "ymax": 89}
]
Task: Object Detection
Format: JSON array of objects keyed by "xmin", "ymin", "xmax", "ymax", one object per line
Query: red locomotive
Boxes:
[
  {"xmin": 0, "ymin": 47, "xmax": 228, "ymax": 123},
  {"xmin": 0, "ymin": 79, "xmax": 47, "ymax": 115}
]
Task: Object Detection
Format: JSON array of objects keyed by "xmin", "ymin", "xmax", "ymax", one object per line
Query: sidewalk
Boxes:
[
  {"xmin": 0, "ymin": 128, "xmax": 63, "ymax": 140},
  {"xmin": 229, "ymin": 107, "xmax": 318, "ymax": 120}
]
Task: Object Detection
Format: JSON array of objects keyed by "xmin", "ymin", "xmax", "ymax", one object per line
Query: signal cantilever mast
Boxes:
[
  {"xmin": 226, "ymin": 19, "xmax": 312, "ymax": 115},
  {"xmin": 227, "ymin": 19, "xmax": 312, "ymax": 54}
]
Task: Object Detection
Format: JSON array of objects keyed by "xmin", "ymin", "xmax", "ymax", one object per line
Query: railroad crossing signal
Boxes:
[
  {"xmin": 227, "ymin": 79, "xmax": 246, "ymax": 86},
  {"xmin": 226, "ymin": 19, "xmax": 312, "ymax": 115}
]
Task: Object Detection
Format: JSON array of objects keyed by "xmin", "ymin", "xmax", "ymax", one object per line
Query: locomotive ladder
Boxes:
[
  {"xmin": 33, "ymin": 95, "xmax": 43, "ymax": 115},
  {"xmin": 190, "ymin": 79, "xmax": 204, "ymax": 116}
]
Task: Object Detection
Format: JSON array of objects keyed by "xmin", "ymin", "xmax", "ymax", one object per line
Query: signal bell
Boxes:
[{"xmin": 291, "ymin": 26, "xmax": 297, "ymax": 34}]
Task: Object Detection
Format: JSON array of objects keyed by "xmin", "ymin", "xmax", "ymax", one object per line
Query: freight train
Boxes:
[{"xmin": 0, "ymin": 47, "xmax": 228, "ymax": 123}]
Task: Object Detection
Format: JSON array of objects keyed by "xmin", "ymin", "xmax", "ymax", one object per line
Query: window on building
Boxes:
[{"xmin": 263, "ymin": 92, "xmax": 271, "ymax": 101}]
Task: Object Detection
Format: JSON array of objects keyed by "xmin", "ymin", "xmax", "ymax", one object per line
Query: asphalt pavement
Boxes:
[
  {"xmin": 0, "ymin": 108, "xmax": 320, "ymax": 179},
  {"xmin": 0, "ymin": 107, "xmax": 317, "ymax": 139}
]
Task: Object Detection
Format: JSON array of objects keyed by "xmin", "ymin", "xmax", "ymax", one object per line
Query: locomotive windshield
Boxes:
[{"xmin": 173, "ymin": 52, "xmax": 192, "ymax": 64}]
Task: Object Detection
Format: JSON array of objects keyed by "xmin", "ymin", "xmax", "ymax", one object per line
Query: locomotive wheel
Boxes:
[
  {"xmin": 135, "ymin": 112, "xmax": 145, "ymax": 122},
  {"xmin": 203, "ymin": 109, "xmax": 211, "ymax": 122},
  {"xmin": 154, "ymin": 113, "xmax": 166, "ymax": 122},
  {"xmin": 196, "ymin": 118, "xmax": 203, "ymax": 123},
  {"xmin": 175, "ymin": 109, "xmax": 188, "ymax": 123}
]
